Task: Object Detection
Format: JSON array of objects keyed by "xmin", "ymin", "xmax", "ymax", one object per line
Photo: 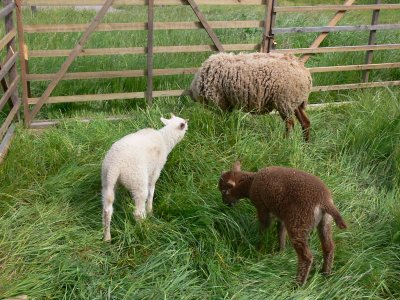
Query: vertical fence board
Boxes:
[
  {"xmin": 363, "ymin": 0, "xmax": 381, "ymax": 82},
  {"xmin": 262, "ymin": 0, "xmax": 275, "ymax": 52},
  {"xmin": 146, "ymin": 0, "xmax": 154, "ymax": 103}
]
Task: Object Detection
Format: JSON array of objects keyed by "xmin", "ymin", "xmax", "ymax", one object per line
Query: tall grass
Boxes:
[
  {"xmin": 1, "ymin": 87, "xmax": 399, "ymax": 299},
  {"xmin": 0, "ymin": 1, "xmax": 400, "ymax": 299}
]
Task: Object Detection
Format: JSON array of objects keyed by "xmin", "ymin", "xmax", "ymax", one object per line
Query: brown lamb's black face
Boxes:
[{"xmin": 218, "ymin": 172, "xmax": 239, "ymax": 207}]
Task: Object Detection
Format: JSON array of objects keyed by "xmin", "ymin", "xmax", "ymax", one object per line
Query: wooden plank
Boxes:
[
  {"xmin": 23, "ymin": 0, "xmax": 267, "ymax": 6},
  {"xmin": 308, "ymin": 62, "xmax": 400, "ymax": 73},
  {"xmin": 28, "ymin": 92, "xmax": 146, "ymax": 104},
  {"xmin": 27, "ymin": 80, "xmax": 400, "ymax": 106},
  {"xmin": 187, "ymin": 0, "xmax": 224, "ymax": 52},
  {"xmin": 363, "ymin": 0, "xmax": 381, "ymax": 82},
  {"xmin": 261, "ymin": 0, "xmax": 275, "ymax": 52},
  {"xmin": 275, "ymin": 4, "xmax": 400, "ymax": 12},
  {"xmin": 29, "ymin": 43, "xmax": 260, "ymax": 58},
  {"xmin": 312, "ymin": 80, "xmax": 400, "ymax": 92},
  {"xmin": 0, "ymin": 2, "xmax": 15, "ymax": 20},
  {"xmin": 301, "ymin": 0, "xmax": 356, "ymax": 63},
  {"xmin": 15, "ymin": 0, "xmax": 31, "ymax": 126},
  {"xmin": 0, "ymin": 101, "xmax": 20, "ymax": 141},
  {"xmin": 27, "ymin": 67, "xmax": 199, "ymax": 81},
  {"xmin": 0, "ymin": 76, "xmax": 19, "ymax": 111},
  {"xmin": 273, "ymin": 44, "xmax": 400, "ymax": 54},
  {"xmin": 273, "ymin": 24, "xmax": 400, "ymax": 34},
  {"xmin": 24, "ymin": 20, "xmax": 264, "ymax": 33},
  {"xmin": 0, "ymin": 123, "xmax": 15, "ymax": 165},
  {"xmin": 146, "ymin": 0, "xmax": 154, "ymax": 103},
  {"xmin": 0, "ymin": 28, "xmax": 16, "ymax": 51},
  {"xmin": 0, "ymin": 52, "xmax": 18, "ymax": 83},
  {"xmin": 2, "ymin": 0, "xmax": 18, "ymax": 105},
  {"xmin": 29, "ymin": 0, "xmax": 116, "ymax": 124}
]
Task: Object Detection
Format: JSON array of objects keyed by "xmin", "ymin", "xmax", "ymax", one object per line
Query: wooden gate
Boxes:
[
  {"xmin": 0, "ymin": 0, "xmax": 19, "ymax": 163},
  {"xmin": 16, "ymin": 0, "xmax": 400, "ymax": 128}
]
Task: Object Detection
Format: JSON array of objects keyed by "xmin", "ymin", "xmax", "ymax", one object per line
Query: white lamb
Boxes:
[{"xmin": 102, "ymin": 114, "xmax": 188, "ymax": 241}]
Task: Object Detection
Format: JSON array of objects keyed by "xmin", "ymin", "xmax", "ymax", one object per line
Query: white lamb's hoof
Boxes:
[
  {"xmin": 104, "ymin": 233, "xmax": 111, "ymax": 242},
  {"xmin": 134, "ymin": 211, "xmax": 146, "ymax": 221}
]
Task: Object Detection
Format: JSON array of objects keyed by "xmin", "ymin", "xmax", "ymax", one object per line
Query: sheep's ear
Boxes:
[
  {"xmin": 232, "ymin": 161, "xmax": 241, "ymax": 172},
  {"xmin": 160, "ymin": 117, "xmax": 169, "ymax": 125},
  {"xmin": 170, "ymin": 113, "xmax": 176, "ymax": 118},
  {"xmin": 227, "ymin": 179, "xmax": 236, "ymax": 187}
]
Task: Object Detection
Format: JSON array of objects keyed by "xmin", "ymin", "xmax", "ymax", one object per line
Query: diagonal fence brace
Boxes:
[
  {"xmin": 28, "ymin": 0, "xmax": 115, "ymax": 124},
  {"xmin": 187, "ymin": 0, "xmax": 224, "ymax": 52}
]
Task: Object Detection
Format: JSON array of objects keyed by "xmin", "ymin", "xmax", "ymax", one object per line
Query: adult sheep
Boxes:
[{"xmin": 190, "ymin": 52, "xmax": 312, "ymax": 141}]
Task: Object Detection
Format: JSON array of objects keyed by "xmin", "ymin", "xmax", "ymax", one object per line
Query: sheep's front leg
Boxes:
[
  {"xmin": 277, "ymin": 221, "xmax": 287, "ymax": 251},
  {"xmin": 146, "ymin": 170, "xmax": 161, "ymax": 215},
  {"xmin": 257, "ymin": 208, "xmax": 271, "ymax": 251},
  {"xmin": 146, "ymin": 184, "xmax": 155, "ymax": 215}
]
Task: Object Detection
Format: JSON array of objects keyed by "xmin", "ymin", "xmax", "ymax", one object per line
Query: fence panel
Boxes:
[
  {"xmin": 0, "ymin": 0, "xmax": 20, "ymax": 162},
  {"xmin": 17, "ymin": 0, "xmax": 400, "ymax": 127}
]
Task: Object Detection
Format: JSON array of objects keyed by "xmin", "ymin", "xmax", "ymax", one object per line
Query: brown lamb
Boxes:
[{"xmin": 218, "ymin": 161, "xmax": 347, "ymax": 285}]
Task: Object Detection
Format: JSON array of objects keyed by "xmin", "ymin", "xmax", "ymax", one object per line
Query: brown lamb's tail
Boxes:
[{"xmin": 324, "ymin": 202, "xmax": 347, "ymax": 229}]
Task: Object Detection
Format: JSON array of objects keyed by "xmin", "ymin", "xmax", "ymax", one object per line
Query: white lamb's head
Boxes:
[{"xmin": 160, "ymin": 114, "xmax": 188, "ymax": 139}]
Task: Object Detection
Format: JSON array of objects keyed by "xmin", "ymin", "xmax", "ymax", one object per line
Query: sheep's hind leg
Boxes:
[
  {"xmin": 130, "ymin": 186, "xmax": 148, "ymax": 221},
  {"xmin": 317, "ymin": 214, "xmax": 334, "ymax": 275},
  {"xmin": 295, "ymin": 103, "xmax": 311, "ymax": 142},
  {"xmin": 102, "ymin": 187, "xmax": 115, "ymax": 242},
  {"xmin": 279, "ymin": 111, "xmax": 294, "ymax": 139},
  {"xmin": 288, "ymin": 229, "xmax": 313, "ymax": 286}
]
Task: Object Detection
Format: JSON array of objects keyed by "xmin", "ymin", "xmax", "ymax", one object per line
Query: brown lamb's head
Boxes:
[{"xmin": 218, "ymin": 161, "xmax": 242, "ymax": 207}]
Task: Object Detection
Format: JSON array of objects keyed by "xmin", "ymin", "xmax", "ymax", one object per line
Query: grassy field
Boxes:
[{"xmin": 0, "ymin": 1, "xmax": 400, "ymax": 299}]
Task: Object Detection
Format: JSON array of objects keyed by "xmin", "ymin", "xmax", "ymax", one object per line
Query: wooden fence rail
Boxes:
[
  {"xmin": 0, "ymin": 0, "xmax": 20, "ymax": 160},
  {"xmin": 9, "ymin": 0, "xmax": 400, "ymax": 128}
]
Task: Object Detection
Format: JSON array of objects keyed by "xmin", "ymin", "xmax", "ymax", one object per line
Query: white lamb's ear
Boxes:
[
  {"xmin": 160, "ymin": 117, "xmax": 169, "ymax": 125},
  {"xmin": 233, "ymin": 161, "xmax": 241, "ymax": 172},
  {"xmin": 170, "ymin": 113, "xmax": 176, "ymax": 118}
]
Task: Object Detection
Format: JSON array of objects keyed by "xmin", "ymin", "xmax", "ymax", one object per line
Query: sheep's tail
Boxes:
[{"xmin": 323, "ymin": 201, "xmax": 347, "ymax": 229}]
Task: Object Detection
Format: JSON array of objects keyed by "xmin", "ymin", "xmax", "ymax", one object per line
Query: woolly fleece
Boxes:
[{"xmin": 190, "ymin": 52, "xmax": 312, "ymax": 118}]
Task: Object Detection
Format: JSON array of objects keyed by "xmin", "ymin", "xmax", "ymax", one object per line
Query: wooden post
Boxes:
[
  {"xmin": 363, "ymin": 0, "xmax": 381, "ymax": 82},
  {"xmin": 146, "ymin": 0, "xmax": 154, "ymax": 104},
  {"xmin": 4, "ymin": 0, "xmax": 19, "ymax": 107},
  {"xmin": 15, "ymin": 0, "xmax": 30, "ymax": 126},
  {"xmin": 28, "ymin": 0, "xmax": 115, "ymax": 124},
  {"xmin": 262, "ymin": 0, "xmax": 275, "ymax": 53},
  {"xmin": 301, "ymin": 0, "xmax": 356, "ymax": 63},
  {"xmin": 187, "ymin": 0, "xmax": 224, "ymax": 52}
]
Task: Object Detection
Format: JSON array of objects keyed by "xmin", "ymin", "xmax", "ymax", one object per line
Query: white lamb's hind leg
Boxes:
[
  {"xmin": 132, "ymin": 187, "xmax": 148, "ymax": 221},
  {"xmin": 102, "ymin": 186, "xmax": 115, "ymax": 242}
]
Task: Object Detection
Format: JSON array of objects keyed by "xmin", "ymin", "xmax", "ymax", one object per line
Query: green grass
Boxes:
[
  {"xmin": 0, "ymin": 1, "xmax": 396, "ymax": 118},
  {"xmin": 0, "ymin": 1, "xmax": 400, "ymax": 299},
  {"xmin": 0, "ymin": 88, "xmax": 399, "ymax": 299}
]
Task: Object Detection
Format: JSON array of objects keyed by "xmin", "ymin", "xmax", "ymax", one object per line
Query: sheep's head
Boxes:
[
  {"xmin": 160, "ymin": 113, "xmax": 188, "ymax": 138},
  {"xmin": 218, "ymin": 161, "xmax": 242, "ymax": 207}
]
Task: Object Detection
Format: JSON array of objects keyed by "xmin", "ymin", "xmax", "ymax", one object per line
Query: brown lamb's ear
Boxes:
[{"xmin": 232, "ymin": 161, "xmax": 241, "ymax": 172}]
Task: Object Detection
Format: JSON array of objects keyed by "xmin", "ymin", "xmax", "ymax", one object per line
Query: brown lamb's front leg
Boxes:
[
  {"xmin": 257, "ymin": 207, "xmax": 272, "ymax": 251},
  {"xmin": 277, "ymin": 221, "xmax": 287, "ymax": 251}
]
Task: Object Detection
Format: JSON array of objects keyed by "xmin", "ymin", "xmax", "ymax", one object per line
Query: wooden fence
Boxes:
[
  {"xmin": 0, "ymin": 0, "xmax": 20, "ymax": 163},
  {"xmin": 10, "ymin": 0, "xmax": 400, "ymax": 128}
]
